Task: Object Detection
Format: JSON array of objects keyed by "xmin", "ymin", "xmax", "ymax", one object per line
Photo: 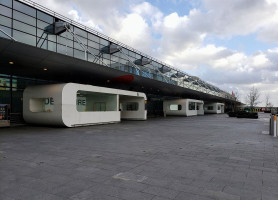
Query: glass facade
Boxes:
[
  {"xmin": 121, "ymin": 102, "xmax": 139, "ymax": 111},
  {"xmin": 0, "ymin": 74, "xmax": 55, "ymax": 113},
  {"xmin": 76, "ymin": 91, "xmax": 117, "ymax": 112},
  {"xmin": 0, "ymin": 0, "xmax": 234, "ymax": 100},
  {"xmin": 189, "ymin": 102, "xmax": 196, "ymax": 110}
]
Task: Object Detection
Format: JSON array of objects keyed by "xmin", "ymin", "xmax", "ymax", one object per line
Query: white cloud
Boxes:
[{"xmin": 110, "ymin": 13, "xmax": 152, "ymax": 52}]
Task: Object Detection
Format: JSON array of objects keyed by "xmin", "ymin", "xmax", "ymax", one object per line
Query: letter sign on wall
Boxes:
[
  {"xmin": 77, "ymin": 97, "xmax": 86, "ymax": 112},
  {"xmin": 44, "ymin": 97, "xmax": 54, "ymax": 112}
]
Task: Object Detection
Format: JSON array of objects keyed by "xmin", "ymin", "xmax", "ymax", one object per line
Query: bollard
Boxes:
[
  {"xmin": 274, "ymin": 115, "xmax": 277, "ymax": 137},
  {"xmin": 269, "ymin": 115, "xmax": 272, "ymax": 135},
  {"xmin": 270, "ymin": 115, "xmax": 274, "ymax": 136}
]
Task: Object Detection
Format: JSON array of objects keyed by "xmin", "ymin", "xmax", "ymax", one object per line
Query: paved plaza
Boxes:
[{"xmin": 0, "ymin": 113, "xmax": 278, "ymax": 200}]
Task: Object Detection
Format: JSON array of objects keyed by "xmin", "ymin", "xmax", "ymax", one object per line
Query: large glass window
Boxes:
[
  {"xmin": 100, "ymin": 38, "xmax": 109, "ymax": 46},
  {"xmin": 102, "ymin": 58, "xmax": 111, "ymax": 66},
  {"xmin": 13, "ymin": 30, "xmax": 36, "ymax": 46},
  {"xmin": 76, "ymin": 91, "xmax": 117, "ymax": 112},
  {"xmin": 0, "ymin": 74, "xmax": 56, "ymax": 113},
  {"xmin": 74, "ymin": 49, "xmax": 86, "ymax": 60},
  {"xmin": 37, "ymin": 19, "xmax": 50, "ymax": 30},
  {"xmin": 74, "ymin": 26, "xmax": 87, "ymax": 38},
  {"xmin": 0, "ymin": 77, "xmax": 10, "ymax": 90},
  {"xmin": 48, "ymin": 34, "xmax": 56, "ymax": 42},
  {"xmin": 0, "ymin": 0, "xmax": 12, "ymax": 8},
  {"xmin": 13, "ymin": 20, "xmax": 36, "ymax": 35},
  {"xmin": 87, "ymin": 47, "xmax": 99, "ymax": 56},
  {"xmin": 170, "ymin": 104, "xmax": 182, "ymax": 111},
  {"xmin": 13, "ymin": 0, "xmax": 36, "ymax": 17},
  {"xmin": 88, "ymin": 40, "xmax": 99, "ymax": 49},
  {"xmin": 88, "ymin": 53, "xmax": 100, "ymax": 64},
  {"xmin": 111, "ymin": 55, "xmax": 119, "ymax": 62},
  {"xmin": 88, "ymin": 33, "xmax": 99, "ymax": 43},
  {"xmin": 74, "ymin": 41, "xmax": 84, "ymax": 51},
  {"xmin": 207, "ymin": 106, "xmax": 213, "ymax": 110},
  {"xmin": 0, "ymin": 15, "xmax": 11, "ymax": 27},
  {"xmin": 129, "ymin": 51, "xmax": 135, "ymax": 58},
  {"xmin": 57, "ymin": 36, "xmax": 73, "ymax": 47},
  {"xmin": 57, "ymin": 44, "xmax": 73, "ymax": 56},
  {"xmin": 0, "ymin": 4, "xmax": 12, "ymax": 17},
  {"xmin": 121, "ymin": 102, "xmax": 138, "ymax": 111},
  {"xmin": 37, "ymin": 10, "xmax": 53, "ymax": 24},
  {"xmin": 48, "ymin": 41, "xmax": 56, "ymax": 52},
  {"xmin": 0, "ymin": 76, "xmax": 11, "ymax": 107},
  {"xmin": 94, "ymin": 102, "xmax": 106, "ymax": 111},
  {"xmin": 189, "ymin": 102, "xmax": 196, "ymax": 110},
  {"xmin": 13, "ymin": 10, "xmax": 36, "ymax": 26}
]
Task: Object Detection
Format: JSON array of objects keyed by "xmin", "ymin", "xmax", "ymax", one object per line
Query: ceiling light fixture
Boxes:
[{"xmin": 9, "ymin": 61, "xmax": 14, "ymax": 65}]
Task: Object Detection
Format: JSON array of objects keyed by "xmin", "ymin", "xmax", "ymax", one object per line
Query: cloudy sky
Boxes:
[{"xmin": 33, "ymin": 0, "xmax": 278, "ymax": 106}]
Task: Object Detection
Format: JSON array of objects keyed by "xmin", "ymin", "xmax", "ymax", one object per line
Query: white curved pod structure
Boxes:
[
  {"xmin": 23, "ymin": 83, "xmax": 147, "ymax": 127},
  {"xmin": 204, "ymin": 103, "xmax": 225, "ymax": 114},
  {"xmin": 163, "ymin": 99, "xmax": 204, "ymax": 117}
]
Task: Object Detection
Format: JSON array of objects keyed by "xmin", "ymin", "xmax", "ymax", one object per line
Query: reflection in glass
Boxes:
[
  {"xmin": 13, "ymin": 1, "xmax": 36, "ymax": 17},
  {"xmin": 37, "ymin": 19, "xmax": 50, "ymax": 30},
  {"xmin": 13, "ymin": 20, "xmax": 36, "ymax": 35},
  {"xmin": 57, "ymin": 44, "xmax": 73, "ymax": 56},
  {"xmin": 13, "ymin": 30, "xmax": 36, "ymax": 46},
  {"xmin": 57, "ymin": 36, "xmax": 73, "ymax": 47},
  {"xmin": 37, "ymin": 10, "xmax": 53, "ymax": 24},
  {"xmin": 0, "ymin": 25, "xmax": 11, "ymax": 39},
  {"xmin": 48, "ymin": 41, "xmax": 56, "ymax": 52},
  {"xmin": 0, "ymin": 4, "xmax": 11, "ymax": 17},
  {"xmin": 0, "ymin": 15, "xmax": 11, "ymax": 27},
  {"xmin": 13, "ymin": 10, "xmax": 36, "ymax": 26},
  {"xmin": 0, "ymin": 0, "xmax": 12, "ymax": 8},
  {"xmin": 74, "ymin": 26, "xmax": 87, "ymax": 38},
  {"xmin": 74, "ymin": 49, "xmax": 86, "ymax": 60},
  {"xmin": 88, "ymin": 33, "xmax": 99, "ymax": 43}
]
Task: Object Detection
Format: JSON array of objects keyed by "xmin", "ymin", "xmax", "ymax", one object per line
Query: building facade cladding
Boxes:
[{"xmin": 0, "ymin": 0, "xmax": 234, "ymax": 100}]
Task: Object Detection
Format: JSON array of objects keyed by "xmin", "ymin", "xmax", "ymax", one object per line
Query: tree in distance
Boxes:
[
  {"xmin": 265, "ymin": 93, "xmax": 273, "ymax": 108},
  {"xmin": 246, "ymin": 86, "xmax": 260, "ymax": 109}
]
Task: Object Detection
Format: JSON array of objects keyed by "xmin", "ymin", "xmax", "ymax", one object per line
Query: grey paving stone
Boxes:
[
  {"xmin": 69, "ymin": 190, "xmax": 120, "ymax": 200},
  {"xmin": 202, "ymin": 189, "xmax": 240, "ymax": 200},
  {"xmin": 0, "ymin": 113, "xmax": 276, "ymax": 199},
  {"xmin": 104, "ymin": 178, "xmax": 149, "ymax": 192},
  {"xmin": 174, "ymin": 192, "xmax": 214, "ymax": 200},
  {"xmin": 142, "ymin": 186, "xmax": 179, "ymax": 199},
  {"xmin": 51, "ymin": 179, "xmax": 95, "ymax": 198}
]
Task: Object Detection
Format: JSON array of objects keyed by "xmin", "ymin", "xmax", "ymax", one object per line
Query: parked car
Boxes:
[
  {"xmin": 228, "ymin": 111, "xmax": 258, "ymax": 119},
  {"xmin": 228, "ymin": 111, "xmax": 237, "ymax": 117}
]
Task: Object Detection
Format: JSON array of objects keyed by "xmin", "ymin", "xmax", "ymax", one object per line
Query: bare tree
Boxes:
[
  {"xmin": 265, "ymin": 93, "xmax": 273, "ymax": 108},
  {"xmin": 233, "ymin": 91, "xmax": 240, "ymax": 102},
  {"xmin": 246, "ymin": 87, "xmax": 260, "ymax": 108}
]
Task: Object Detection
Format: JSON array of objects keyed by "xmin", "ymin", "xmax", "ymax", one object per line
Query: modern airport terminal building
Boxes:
[{"xmin": 0, "ymin": 0, "xmax": 236, "ymax": 127}]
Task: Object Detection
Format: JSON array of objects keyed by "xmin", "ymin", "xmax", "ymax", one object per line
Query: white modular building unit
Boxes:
[
  {"xmin": 23, "ymin": 83, "xmax": 147, "ymax": 127},
  {"xmin": 204, "ymin": 103, "xmax": 225, "ymax": 114},
  {"xmin": 163, "ymin": 99, "xmax": 204, "ymax": 117}
]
